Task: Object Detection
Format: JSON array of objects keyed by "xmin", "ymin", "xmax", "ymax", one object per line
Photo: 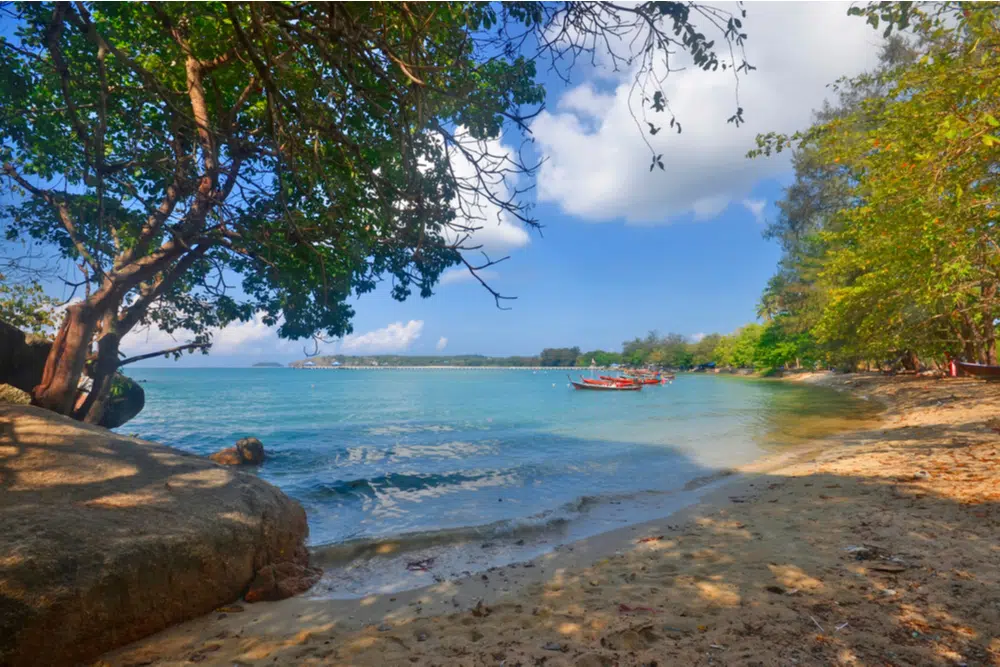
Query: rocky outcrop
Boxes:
[
  {"xmin": 210, "ymin": 436, "xmax": 266, "ymax": 465},
  {"xmin": 0, "ymin": 404, "xmax": 318, "ymax": 667},
  {"xmin": 0, "ymin": 319, "xmax": 145, "ymax": 428},
  {"xmin": 0, "ymin": 384, "xmax": 31, "ymax": 404}
]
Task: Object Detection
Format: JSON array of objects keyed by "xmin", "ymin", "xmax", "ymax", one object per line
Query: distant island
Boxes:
[{"xmin": 251, "ymin": 362, "xmax": 284, "ymax": 368}]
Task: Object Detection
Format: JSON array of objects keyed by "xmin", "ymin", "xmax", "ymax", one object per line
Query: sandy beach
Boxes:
[{"xmin": 99, "ymin": 373, "xmax": 1000, "ymax": 667}]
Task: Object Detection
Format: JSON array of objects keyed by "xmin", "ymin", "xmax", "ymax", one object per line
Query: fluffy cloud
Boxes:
[
  {"xmin": 438, "ymin": 267, "xmax": 500, "ymax": 286},
  {"xmin": 532, "ymin": 2, "xmax": 882, "ymax": 224},
  {"xmin": 340, "ymin": 320, "xmax": 424, "ymax": 354},
  {"xmin": 690, "ymin": 332, "xmax": 707, "ymax": 343},
  {"xmin": 121, "ymin": 313, "xmax": 298, "ymax": 357},
  {"xmin": 435, "ymin": 336, "xmax": 448, "ymax": 352},
  {"xmin": 440, "ymin": 133, "xmax": 532, "ymax": 256},
  {"xmin": 742, "ymin": 199, "xmax": 767, "ymax": 225},
  {"xmin": 122, "ymin": 316, "xmax": 427, "ymax": 358}
]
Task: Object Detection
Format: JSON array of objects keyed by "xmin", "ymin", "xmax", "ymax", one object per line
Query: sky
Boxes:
[{"xmin": 6, "ymin": 3, "xmax": 887, "ymax": 366}]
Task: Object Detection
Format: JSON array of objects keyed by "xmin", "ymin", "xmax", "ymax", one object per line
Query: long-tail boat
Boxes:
[
  {"xmin": 570, "ymin": 376, "xmax": 642, "ymax": 391},
  {"xmin": 956, "ymin": 361, "xmax": 1000, "ymax": 380}
]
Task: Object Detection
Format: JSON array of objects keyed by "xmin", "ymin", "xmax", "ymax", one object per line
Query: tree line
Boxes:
[{"xmin": 746, "ymin": 3, "xmax": 1000, "ymax": 372}]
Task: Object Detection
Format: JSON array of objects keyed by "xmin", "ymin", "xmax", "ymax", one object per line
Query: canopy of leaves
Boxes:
[
  {"xmin": 750, "ymin": 3, "xmax": 1000, "ymax": 368},
  {"xmin": 0, "ymin": 273, "xmax": 58, "ymax": 334}
]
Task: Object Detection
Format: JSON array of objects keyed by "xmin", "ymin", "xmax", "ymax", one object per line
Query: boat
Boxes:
[
  {"xmin": 569, "ymin": 376, "xmax": 642, "ymax": 391},
  {"xmin": 956, "ymin": 361, "xmax": 1000, "ymax": 380},
  {"xmin": 599, "ymin": 375, "xmax": 639, "ymax": 385}
]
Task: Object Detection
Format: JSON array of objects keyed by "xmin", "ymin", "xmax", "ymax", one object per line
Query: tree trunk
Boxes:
[
  {"xmin": 32, "ymin": 302, "xmax": 101, "ymax": 415},
  {"xmin": 75, "ymin": 325, "xmax": 120, "ymax": 425}
]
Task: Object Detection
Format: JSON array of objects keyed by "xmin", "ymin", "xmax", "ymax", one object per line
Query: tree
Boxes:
[
  {"xmin": 540, "ymin": 347, "xmax": 581, "ymax": 367},
  {"xmin": 751, "ymin": 3, "xmax": 1000, "ymax": 367},
  {"xmin": 0, "ymin": 274, "xmax": 59, "ymax": 334},
  {"xmin": 689, "ymin": 333, "xmax": 722, "ymax": 365},
  {"xmin": 1, "ymin": 2, "xmax": 752, "ymax": 422}
]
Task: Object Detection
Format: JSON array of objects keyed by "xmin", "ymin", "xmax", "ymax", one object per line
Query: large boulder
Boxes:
[
  {"xmin": 0, "ymin": 404, "xmax": 318, "ymax": 667},
  {"xmin": 0, "ymin": 319, "xmax": 145, "ymax": 428}
]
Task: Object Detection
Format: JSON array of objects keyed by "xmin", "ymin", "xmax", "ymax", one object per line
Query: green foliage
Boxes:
[
  {"xmin": 750, "ymin": 3, "xmax": 1000, "ymax": 369},
  {"xmin": 575, "ymin": 350, "xmax": 623, "ymax": 367},
  {"xmin": 0, "ymin": 273, "xmax": 59, "ymax": 334},
  {"xmin": 539, "ymin": 347, "xmax": 581, "ymax": 367}
]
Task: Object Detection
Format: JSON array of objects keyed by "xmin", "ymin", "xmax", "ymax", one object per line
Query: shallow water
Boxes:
[{"xmin": 122, "ymin": 369, "xmax": 879, "ymax": 596}]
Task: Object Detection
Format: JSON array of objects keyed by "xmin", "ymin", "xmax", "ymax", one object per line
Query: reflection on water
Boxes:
[
  {"xmin": 741, "ymin": 379, "xmax": 883, "ymax": 448},
  {"xmin": 122, "ymin": 368, "xmax": 879, "ymax": 591}
]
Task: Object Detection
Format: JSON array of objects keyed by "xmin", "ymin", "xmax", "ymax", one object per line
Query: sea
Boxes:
[{"xmin": 120, "ymin": 368, "xmax": 878, "ymax": 597}]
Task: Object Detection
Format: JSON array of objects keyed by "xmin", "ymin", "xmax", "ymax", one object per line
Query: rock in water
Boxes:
[
  {"xmin": 0, "ymin": 404, "xmax": 318, "ymax": 667},
  {"xmin": 99, "ymin": 374, "xmax": 146, "ymax": 429},
  {"xmin": 210, "ymin": 437, "xmax": 266, "ymax": 465}
]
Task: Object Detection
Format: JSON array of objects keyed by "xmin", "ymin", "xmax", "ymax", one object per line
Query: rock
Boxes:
[
  {"xmin": 0, "ymin": 383, "xmax": 31, "ymax": 404},
  {"xmin": 244, "ymin": 558, "xmax": 322, "ymax": 603},
  {"xmin": 0, "ymin": 404, "xmax": 318, "ymax": 667},
  {"xmin": 99, "ymin": 374, "xmax": 146, "ymax": 429},
  {"xmin": 210, "ymin": 437, "xmax": 266, "ymax": 465}
]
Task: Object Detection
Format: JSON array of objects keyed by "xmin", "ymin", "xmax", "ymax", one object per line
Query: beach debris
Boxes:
[
  {"xmin": 808, "ymin": 615, "xmax": 826, "ymax": 634},
  {"xmin": 214, "ymin": 604, "xmax": 244, "ymax": 613},
  {"xmin": 662, "ymin": 625, "xmax": 689, "ymax": 635},
  {"xmin": 417, "ymin": 632, "xmax": 428, "ymax": 642},
  {"xmin": 729, "ymin": 496, "xmax": 747, "ymax": 503},
  {"xmin": 912, "ymin": 470, "xmax": 932, "ymax": 481},
  {"xmin": 835, "ymin": 622, "xmax": 850, "ymax": 632},
  {"xmin": 870, "ymin": 562, "xmax": 907, "ymax": 573},
  {"xmin": 377, "ymin": 622, "xmax": 391, "ymax": 632},
  {"xmin": 881, "ymin": 588, "xmax": 897, "ymax": 596},
  {"xmin": 472, "ymin": 599, "xmax": 492, "ymax": 617},
  {"xmin": 187, "ymin": 644, "xmax": 221, "ymax": 662},
  {"xmin": 710, "ymin": 644, "xmax": 726, "ymax": 650},
  {"xmin": 406, "ymin": 558, "xmax": 435, "ymax": 572},
  {"xmin": 542, "ymin": 641, "xmax": 567, "ymax": 652},
  {"xmin": 638, "ymin": 535, "xmax": 665, "ymax": 543},
  {"xmin": 619, "ymin": 603, "xmax": 659, "ymax": 614}
]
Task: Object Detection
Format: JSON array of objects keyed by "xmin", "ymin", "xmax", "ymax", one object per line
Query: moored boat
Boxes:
[
  {"xmin": 956, "ymin": 361, "xmax": 1000, "ymax": 380},
  {"xmin": 570, "ymin": 376, "xmax": 642, "ymax": 391}
]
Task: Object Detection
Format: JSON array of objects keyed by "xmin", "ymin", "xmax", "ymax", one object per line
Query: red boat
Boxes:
[
  {"xmin": 956, "ymin": 361, "xmax": 1000, "ymax": 380},
  {"xmin": 570, "ymin": 376, "xmax": 642, "ymax": 391}
]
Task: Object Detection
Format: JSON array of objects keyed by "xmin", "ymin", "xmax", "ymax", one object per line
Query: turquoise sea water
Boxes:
[{"xmin": 122, "ymin": 369, "xmax": 877, "ymax": 596}]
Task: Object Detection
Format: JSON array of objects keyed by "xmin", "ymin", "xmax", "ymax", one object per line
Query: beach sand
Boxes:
[{"xmin": 99, "ymin": 373, "xmax": 1000, "ymax": 666}]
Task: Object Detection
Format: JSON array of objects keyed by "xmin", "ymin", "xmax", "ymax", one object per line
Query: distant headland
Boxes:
[{"xmin": 251, "ymin": 362, "xmax": 284, "ymax": 368}]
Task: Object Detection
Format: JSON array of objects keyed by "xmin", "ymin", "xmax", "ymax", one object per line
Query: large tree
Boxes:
[
  {"xmin": 0, "ymin": 2, "xmax": 751, "ymax": 423},
  {"xmin": 751, "ymin": 3, "xmax": 1000, "ymax": 368}
]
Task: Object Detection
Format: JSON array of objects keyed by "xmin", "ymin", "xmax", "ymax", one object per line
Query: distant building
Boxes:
[
  {"xmin": 332, "ymin": 361, "xmax": 341, "ymax": 367},
  {"xmin": 303, "ymin": 361, "xmax": 315, "ymax": 367}
]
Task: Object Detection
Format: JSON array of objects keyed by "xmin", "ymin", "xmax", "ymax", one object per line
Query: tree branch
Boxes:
[{"xmin": 118, "ymin": 342, "xmax": 211, "ymax": 367}]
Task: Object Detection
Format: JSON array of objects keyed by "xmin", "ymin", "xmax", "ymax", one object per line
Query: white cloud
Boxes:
[
  {"xmin": 440, "ymin": 132, "xmax": 532, "ymax": 256},
  {"xmin": 742, "ymin": 198, "xmax": 767, "ymax": 225},
  {"xmin": 435, "ymin": 336, "xmax": 448, "ymax": 352},
  {"xmin": 690, "ymin": 332, "xmax": 706, "ymax": 343},
  {"xmin": 438, "ymin": 267, "xmax": 500, "ymax": 286},
  {"xmin": 121, "ymin": 313, "xmax": 298, "ymax": 357},
  {"xmin": 340, "ymin": 320, "xmax": 424, "ymax": 354},
  {"xmin": 532, "ymin": 2, "xmax": 882, "ymax": 224}
]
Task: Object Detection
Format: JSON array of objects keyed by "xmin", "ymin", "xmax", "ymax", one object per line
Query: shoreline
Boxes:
[{"xmin": 102, "ymin": 373, "xmax": 1000, "ymax": 666}]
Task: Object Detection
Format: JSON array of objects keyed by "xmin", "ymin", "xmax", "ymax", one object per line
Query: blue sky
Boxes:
[{"xmin": 3, "ymin": 3, "xmax": 886, "ymax": 366}]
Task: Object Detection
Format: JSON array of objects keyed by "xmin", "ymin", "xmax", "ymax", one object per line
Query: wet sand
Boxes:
[{"xmin": 100, "ymin": 373, "xmax": 1000, "ymax": 666}]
